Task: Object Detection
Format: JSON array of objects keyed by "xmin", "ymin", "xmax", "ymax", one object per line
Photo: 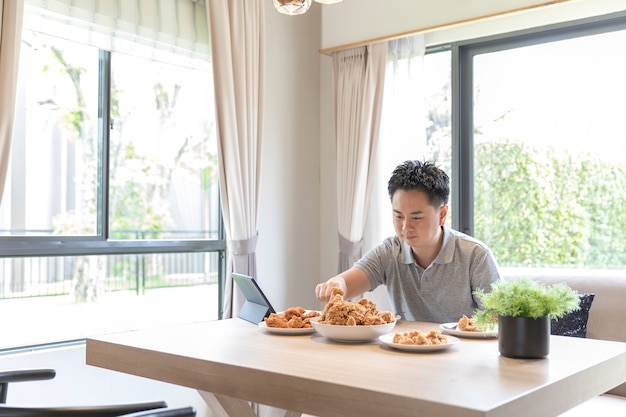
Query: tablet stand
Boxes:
[
  {"xmin": 238, "ymin": 301, "xmax": 272, "ymax": 324},
  {"xmin": 231, "ymin": 273, "xmax": 276, "ymax": 324}
]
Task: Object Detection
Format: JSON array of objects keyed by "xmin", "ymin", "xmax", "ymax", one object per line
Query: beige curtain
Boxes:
[
  {"xmin": 332, "ymin": 43, "xmax": 387, "ymax": 273},
  {"xmin": 0, "ymin": 0, "xmax": 24, "ymax": 204},
  {"xmin": 206, "ymin": 0, "xmax": 264, "ymax": 318}
]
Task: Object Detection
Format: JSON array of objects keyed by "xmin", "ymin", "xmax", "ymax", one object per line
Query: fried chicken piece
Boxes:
[
  {"xmin": 393, "ymin": 333, "xmax": 414, "ymax": 344},
  {"xmin": 319, "ymin": 287, "xmax": 346, "ymax": 320},
  {"xmin": 392, "ymin": 329, "xmax": 448, "ymax": 345},
  {"xmin": 302, "ymin": 310, "xmax": 321, "ymax": 319},
  {"xmin": 263, "ymin": 307, "xmax": 320, "ymax": 328},
  {"xmin": 325, "ymin": 301, "xmax": 367, "ymax": 325},
  {"xmin": 318, "ymin": 286, "xmax": 395, "ymax": 326},
  {"xmin": 377, "ymin": 311, "xmax": 395, "ymax": 323},
  {"xmin": 283, "ymin": 307, "xmax": 306, "ymax": 320},
  {"xmin": 264, "ymin": 314, "xmax": 288, "ymax": 328},
  {"xmin": 362, "ymin": 315, "xmax": 384, "ymax": 325},
  {"xmin": 458, "ymin": 314, "xmax": 478, "ymax": 331},
  {"xmin": 287, "ymin": 316, "xmax": 306, "ymax": 328},
  {"xmin": 427, "ymin": 329, "xmax": 447, "ymax": 344},
  {"xmin": 325, "ymin": 296, "xmax": 367, "ymax": 325}
]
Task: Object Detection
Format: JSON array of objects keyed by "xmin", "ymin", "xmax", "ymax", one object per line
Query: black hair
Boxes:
[{"xmin": 387, "ymin": 160, "xmax": 449, "ymax": 207}]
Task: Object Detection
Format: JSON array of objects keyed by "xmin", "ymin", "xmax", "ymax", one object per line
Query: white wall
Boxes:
[
  {"xmin": 256, "ymin": 2, "xmax": 323, "ymax": 312},
  {"xmin": 320, "ymin": 0, "xmax": 626, "ymax": 50}
]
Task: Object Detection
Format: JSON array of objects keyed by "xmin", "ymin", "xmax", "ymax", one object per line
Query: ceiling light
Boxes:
[
  {"xmin": 273, "ymin": 0, "xmax": 312, "ymax": 15},
  {"xmin": 273, "ymin": 0, "xmax": 343, "ymax": 16}
]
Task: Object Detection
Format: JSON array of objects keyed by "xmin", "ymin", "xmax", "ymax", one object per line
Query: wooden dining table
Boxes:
[{"xmin": 85, "ymin": 318, "xmax": 626, "ymax": 417}]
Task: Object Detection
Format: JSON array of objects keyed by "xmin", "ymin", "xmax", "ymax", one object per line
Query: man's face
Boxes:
[{"xmin": 391, "ymin": 189, "xmax": 448, "ymax": 250}]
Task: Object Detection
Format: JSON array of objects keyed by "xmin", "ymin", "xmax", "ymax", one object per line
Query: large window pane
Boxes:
[
  {"xmin": 1, "ymin": 31, "xmax": 99, "ymax": 236},
  {"xmin": 1, "ymin": 6, "xmax": 223, "ymax": 350},
  {"xmin": 109, "ymin": 52, "xmax": 218, "ymax": 240},
  {"xmin": 473, "ymin": 29, "xmax": 626, "ymax": 269}
]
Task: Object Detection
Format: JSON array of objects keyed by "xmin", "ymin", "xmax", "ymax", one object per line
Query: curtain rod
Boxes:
[{"xmin": 319, "ymin": 0, "xmax": 576, "ymax": 55}]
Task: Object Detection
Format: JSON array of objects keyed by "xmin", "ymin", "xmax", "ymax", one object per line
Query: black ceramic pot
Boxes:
[{"xmin": 498, "ymin": 315, "xmax": 550, "ymax": 358}]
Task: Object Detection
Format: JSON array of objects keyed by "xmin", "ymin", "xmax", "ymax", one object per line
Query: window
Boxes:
[
  {"xmin": 459, "ymin": 15, "xmax": 626, "ymax": 272},
  {"xmin": 0, "ymin": 1, "xmax": 224, "ymax": 350},
  {"xmin": 108, "ymin": 51, "xmax": 219, "ymax": 241},
  {"xmin": 376, "ymin": 12, "xmax": 626, "ymax": 278}
]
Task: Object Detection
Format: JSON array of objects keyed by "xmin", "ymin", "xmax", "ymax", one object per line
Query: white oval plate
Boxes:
[
  {"xmin": 310, "ymin": 317, "xmax": 397, "ymax": 342},
  {"xmin": 440, "ymin": 322, "xmax": 498, "ymax": 339},
  {"xmin": 258, "ymin": 321, "xmax": 316, "ymax": 335},
  {"xmin": 379, "ymin": 333, "xmax": 460, "ymax": 352}
]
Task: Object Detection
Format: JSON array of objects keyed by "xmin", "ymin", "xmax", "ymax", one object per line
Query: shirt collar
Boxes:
[
  {"xmin": 400, "ymin": 226, "xmax": 454, "ymax": 265},
  {"xmin": 438, "ymin": 226, "xmax": 455, "ymax": 264}
]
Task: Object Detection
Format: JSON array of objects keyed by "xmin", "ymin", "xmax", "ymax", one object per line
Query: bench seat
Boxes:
[{"xmin": 557, "ymin": 394, "xmax": 626, "ymax": 416}]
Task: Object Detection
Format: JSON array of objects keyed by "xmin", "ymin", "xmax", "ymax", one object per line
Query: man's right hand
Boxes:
[{"xmin": 315, "ymin": 278, "xmax": 346, "ymax": 302}]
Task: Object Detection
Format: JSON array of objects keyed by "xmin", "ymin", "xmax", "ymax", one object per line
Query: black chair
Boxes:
[
  {"xmin": 0, "ymin": 369, "xmax": 196, "ymax": 417},
  {"xmin": 0, "ymin": 369, "xmax": 57, "ymax": 404}
]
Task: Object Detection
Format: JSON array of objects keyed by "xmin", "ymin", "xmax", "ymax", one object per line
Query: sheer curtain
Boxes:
[
  {"xmin": 22, "ymin": 0, "xmax": 209, "ymax": 64},
  {"xmin": 0, "ymin": 0, "xmax": 24, "ymax": 205},
  {"xmin": 365, "ymin": 34, "xmax": 427, "ymax": 249},
  {"xmin": 332, "ymin": 43, "xmax": 387, "ymax": 273},
  {"xmin": 206, "ymin": 0, "xmax": 264, "ymax": 318}
]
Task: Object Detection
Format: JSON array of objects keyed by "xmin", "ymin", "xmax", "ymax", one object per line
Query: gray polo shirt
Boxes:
[{"xmin": 355, "ymin": 226, "xmax": 502, "ymax": 323}]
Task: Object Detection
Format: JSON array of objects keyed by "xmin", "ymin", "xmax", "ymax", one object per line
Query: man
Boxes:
[{"xmin": 316, "ymin": 160, "xmax": 501, "ymax": 322}]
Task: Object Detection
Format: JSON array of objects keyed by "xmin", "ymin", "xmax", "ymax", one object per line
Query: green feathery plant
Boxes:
[{"xmin": 473, "ymin": 278, "xmax": 580, "ymax": 330}]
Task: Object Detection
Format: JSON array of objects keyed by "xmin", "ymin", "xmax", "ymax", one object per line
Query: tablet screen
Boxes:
[{"xmin": 232, "ymin": 273, "xmax": 276, "ymax": 322}]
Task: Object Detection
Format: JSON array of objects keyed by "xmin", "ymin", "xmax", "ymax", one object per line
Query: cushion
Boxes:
[{"xmin": 551, "ymin": 293, "xmax": 594, "ymax": 338}]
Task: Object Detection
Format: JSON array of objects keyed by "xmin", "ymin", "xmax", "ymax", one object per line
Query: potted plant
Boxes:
[{"xmin": 474, "ymin": 278, "xmax": 580, "ymax": 358}]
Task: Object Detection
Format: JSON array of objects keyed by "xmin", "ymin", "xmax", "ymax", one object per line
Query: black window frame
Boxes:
[
  {"xmin": 0, "ymin": 44, "xmax": 226, "ymax": 316},
  {"xmin": 449, "ymin": 10, "xmax": 626, "ymax": 237}
]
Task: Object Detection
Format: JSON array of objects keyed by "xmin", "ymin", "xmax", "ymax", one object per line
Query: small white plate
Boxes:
[
  {"xmin": 379, "ymin": 333, "xmax": 460, "ymax": 352},
  {"xmin": 440, "ymin": 322, "xmax": 498, "ymax": 339},
  {"xmin": 257, "ymin": 321, "xmax": 316, "ymax": 335}
]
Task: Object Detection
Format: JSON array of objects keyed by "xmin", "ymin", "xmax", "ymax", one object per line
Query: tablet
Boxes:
[{"xmin": 232, "ymin": 273, "xmax": 276, "ymax": 324}]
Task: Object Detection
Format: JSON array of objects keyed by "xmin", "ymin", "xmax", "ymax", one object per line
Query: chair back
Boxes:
[
  {"xmin": 0, "ymin": 370, "xmax": 56, "ymax": 404},
  {"xmin": 0, "ymin": 401, "xmax": 168, "ymax": 417},
  {"xmin": 0, "ymin": 369, "xmax": 195, "ymax": 417}
]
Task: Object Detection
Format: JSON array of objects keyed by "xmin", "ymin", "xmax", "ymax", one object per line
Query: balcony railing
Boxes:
[{"xmin": 0, "ymin": 252, "xmax": 220, "ymax": 300}]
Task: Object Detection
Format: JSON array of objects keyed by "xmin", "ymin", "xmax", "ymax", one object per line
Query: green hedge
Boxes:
[{"xmin": 474, "ymin": 140, "xmax": 626, "ymax": 268}]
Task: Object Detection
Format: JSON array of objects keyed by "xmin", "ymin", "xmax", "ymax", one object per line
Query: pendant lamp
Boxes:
[
  {"xmin": 273, "ymin": 0, "xmax": 343, "ymax": 16},
  {"xmin": 273, "ymin": 0, "xmax": 312, "ymax": 15}
]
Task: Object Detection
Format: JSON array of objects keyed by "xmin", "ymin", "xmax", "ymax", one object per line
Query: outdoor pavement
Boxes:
[{"xmin": 1, "ymin": 285, "xmax": 220, "ymax": 351}]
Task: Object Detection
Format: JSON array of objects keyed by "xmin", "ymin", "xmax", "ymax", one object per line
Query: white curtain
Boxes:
[
  {"xmin": 206, "ymin": 0, "xmax": 264, "ymax": 318},
  {"xmin": 366, "ymin": 34, "xmax": 427, "ymax": 247},
  {"xmin": 0, "ymin": 0, "xmax": 25, "ymax": 205},
  {"xmin": 332, "ymin": 43, "xmax": 387, "ymax": 273}
]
